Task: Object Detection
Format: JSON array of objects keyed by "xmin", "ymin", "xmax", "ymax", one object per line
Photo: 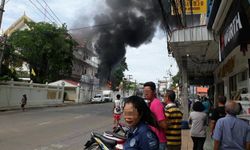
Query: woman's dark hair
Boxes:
[
  {"xmin": 192, "ymin": 101, "xmax": 205, "ymax": 112},
  {"xmin": 125, "ymin": 95, "xmax": 159, "ymax": 128}
]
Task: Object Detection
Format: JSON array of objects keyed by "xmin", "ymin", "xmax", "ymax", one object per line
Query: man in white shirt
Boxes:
[{"xmin": 113, "ymin": 94, "xmax": 122, "ymax": 127}]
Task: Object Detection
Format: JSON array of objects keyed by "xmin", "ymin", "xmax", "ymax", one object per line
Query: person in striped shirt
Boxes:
[{"xmin": 164, "ymin": 90, "xmax": 183, "ymax": 150}]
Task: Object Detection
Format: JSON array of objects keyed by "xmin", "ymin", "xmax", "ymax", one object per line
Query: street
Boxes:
[{"xmin": 0, "ymin": 103, "xmax": 114, "ymax": 150}]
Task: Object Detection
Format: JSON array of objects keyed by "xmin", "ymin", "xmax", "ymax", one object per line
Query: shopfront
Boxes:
[{"xmin": 214, "ymin": 0, "xmax": 250, "ymax": 108}]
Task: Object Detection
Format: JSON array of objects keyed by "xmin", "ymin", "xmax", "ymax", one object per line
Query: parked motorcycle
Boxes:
[
  {"xmin": 112, "ymin": 123, "xmax": 129, "ymax": 136},
  {"xmin": 84, "ymin": 123, "xmax": 128, "ymax": 150}
]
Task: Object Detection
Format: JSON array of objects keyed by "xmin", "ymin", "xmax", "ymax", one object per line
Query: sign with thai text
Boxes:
[
  {"xmin": 219, "ymin": 1, "xmax": 250, "ymax": 61},
  {"xmin": 171, "ymin": 0, "xmax": 207, "ymax": 15}
]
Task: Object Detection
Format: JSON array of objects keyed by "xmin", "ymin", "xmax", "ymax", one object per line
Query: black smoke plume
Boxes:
[{"xmin": 94, "ymin": 0, "xmax": 162, "ymax": 85}]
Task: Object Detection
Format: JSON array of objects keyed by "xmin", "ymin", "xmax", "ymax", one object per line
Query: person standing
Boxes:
[
  {"xmin": 189, "ymin": 101, "xmax": 207, "ymax": 150},
  {"xmin": 202, "ymin": 97, "xmax": 211, "ymax": 115},
  {"xmin": 164, "ymin": 90, "xmax": 183, "ymax": 150},
  {"xmin": 21, "ymin": 94, "xmax": 27, "ymax": 112},
  {"xmin": 213, "ymin": 101, "xmax": 250, "ymax": 150},
  {"xmin": 123, "ymin": 95, "xmax": 159, "ymax": 150},
  {"xmin": 113, "ymin": 94, "xmax": 122, "ymax": 127},
  {"xmin": 210, "ymin": 95, "xmax": 226, "ymax": 136},
  {"xmin": 143, "ymin": 81, "xmax": 168, "ymax": 150}
]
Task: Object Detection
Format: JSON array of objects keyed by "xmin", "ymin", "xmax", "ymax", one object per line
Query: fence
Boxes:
[{"xmin": 0, "ymin": 81, "xmax": 64, "ymax": 110}]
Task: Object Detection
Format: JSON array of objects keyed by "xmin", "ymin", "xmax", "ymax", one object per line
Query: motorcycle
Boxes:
[{"xmin": 84, "ymin": 123, "xmax": 128, "ymax": 150}]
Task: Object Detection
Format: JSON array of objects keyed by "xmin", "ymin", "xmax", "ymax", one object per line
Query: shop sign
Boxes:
[
  {"xmin": 219, "ymin": 1, "xmax": 250, "ymax": 61},
  {"xmin": 222, "ymin": 12, "xmax": 242, "ymax": 49},
  {"xmin": 171, "ymin": 0, "xmax": 207, "ymax": 15}
]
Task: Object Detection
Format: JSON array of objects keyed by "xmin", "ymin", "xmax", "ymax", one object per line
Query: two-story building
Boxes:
[{"xmin": 3, "ymin": 14, "xmax": 100, "ymax": 91}]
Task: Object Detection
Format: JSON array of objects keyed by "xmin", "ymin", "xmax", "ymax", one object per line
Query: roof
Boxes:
[
  {"xmin": 4, "ymin": 13, "xmax": 33, "ymax": 36},
  {"xmin": 48, "ymin": 79, "xmax": 79, "ymax": 87},
  {"xmin": 169, "ymin": 26, "xmax": 219, "ymax": 85}
]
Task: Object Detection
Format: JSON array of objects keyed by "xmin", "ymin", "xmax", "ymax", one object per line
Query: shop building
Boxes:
[{"xmin": 208, "ymin": 0, "xmax": 250, "ymax": 102}]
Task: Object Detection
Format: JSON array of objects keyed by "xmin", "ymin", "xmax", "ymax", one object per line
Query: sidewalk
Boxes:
[
  {"xmin": 0, "ymin": 101, "xmax": 89, "ymax": 112},
  {"xmin": 181, "ymin": 129, "xmax": 213, "ymax": 150}
]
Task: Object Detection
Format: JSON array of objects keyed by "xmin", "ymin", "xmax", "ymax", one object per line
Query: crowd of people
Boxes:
[{"xmin": 113, "ymin": 81, "xmax": 250, "ymax": 150}]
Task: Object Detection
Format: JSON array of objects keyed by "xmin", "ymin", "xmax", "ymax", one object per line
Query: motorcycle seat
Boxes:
[
  {"xmin": 104, "ymin": 131, "xmax": 127, "ymax": 140},
  {"xmin": 93, "ymin": 132, "xmax": 117, "ymax": 148}
]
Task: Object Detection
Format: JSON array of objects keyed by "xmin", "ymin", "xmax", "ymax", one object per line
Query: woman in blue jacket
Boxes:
[{"xmin": 123, "ymin": 95, "xmax": 159, "ymax": 150}]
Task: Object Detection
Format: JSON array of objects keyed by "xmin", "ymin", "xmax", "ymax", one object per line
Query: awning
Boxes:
[{"xmin": 168, "ymin": 26, "xmax": 219, "ymax": 85}]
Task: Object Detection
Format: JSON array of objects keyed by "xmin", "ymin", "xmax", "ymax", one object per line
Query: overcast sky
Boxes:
[{"xmin": 2, "ymin": 0, "xmax": 178, "ymax": 84}]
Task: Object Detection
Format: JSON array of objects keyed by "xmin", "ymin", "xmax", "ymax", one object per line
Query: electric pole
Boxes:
[
  {"xmin": 0, "ymin": 0, "xmax": 5, "ymax": 75},
  {"xmin": 0, "ymin": 0, "xmax": 5, "ymax": 29}
]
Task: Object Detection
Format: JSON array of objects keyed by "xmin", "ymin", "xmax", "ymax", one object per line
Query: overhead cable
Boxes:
[
  {"xmin": 34, "ymin": 0, "xmax": 60, "ymax": 25},
  {"xmin": 28, "ymin": 0, "xmax": 54, "ymax": 23},
  {"xmin": 41, "ymin": 0, "xmax": 63, "ymax": 25}
]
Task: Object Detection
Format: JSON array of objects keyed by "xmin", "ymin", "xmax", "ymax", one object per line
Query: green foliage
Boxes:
[
  {"xmin": 110, "ymin": 57, "xmax": 128, "ymax": 90},
  {"xmin": 0, "ymin": 37, "xmax": 21, "ymax": 80},
  {"xmin": 170, "ymin": 71, "xmax": 180, "ymax": 88},
  {"xmin": 0, "ymin": 64, "xmax": 19, "ymax": 81},
  {"xmin": 7, "ymin": 22, "xmax": 75, "ymax": 83}
]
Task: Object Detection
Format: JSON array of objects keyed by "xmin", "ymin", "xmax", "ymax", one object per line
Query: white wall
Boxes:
[{"xmin": 0, "ymin": 81, "xmax": 64, "ymax": 110}]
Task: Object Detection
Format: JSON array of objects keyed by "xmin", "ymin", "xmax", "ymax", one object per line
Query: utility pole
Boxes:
[
  {"xmin": 0, "ymin": 0, "xmax": 5, "ymax": 75},
  {"xmin": 0, "ymin": 0, "xmax": 5, "ymax": 29}
]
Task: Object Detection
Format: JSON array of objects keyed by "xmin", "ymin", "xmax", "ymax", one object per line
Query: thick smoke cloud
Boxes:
[{"xmin": 94, "ymin": 0, "xmax": 162, "ymax": 85}]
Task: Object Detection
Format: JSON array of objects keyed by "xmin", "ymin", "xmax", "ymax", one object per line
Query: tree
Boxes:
[
  {"xmin": 7, "ymin": 21, "xmax": 75, "ymax": 83},
  {"xmin": 0, "ymin": 36, "xmax": 22, "ymax": 81},
  {"xmin": 110, "ymin": 57, "xmax": 128, "ymax": 90},
  {"xmin": 170, "ymin": 71, "xmax": 180, "ymax": 88}
]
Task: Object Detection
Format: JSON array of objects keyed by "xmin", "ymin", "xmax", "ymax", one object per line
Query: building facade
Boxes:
[
  {"xmin": 3, "ymin": 14, "xmax": 100, "ymax": 88},
  {"xmin": 208, "ymin": 0, "xmax": 250, "ymax": 103}
]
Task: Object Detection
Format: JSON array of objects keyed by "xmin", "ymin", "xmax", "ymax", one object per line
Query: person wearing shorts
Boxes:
[{"xmin": 113, "ymin": 94, "xmax": 122, "ymax": 127}]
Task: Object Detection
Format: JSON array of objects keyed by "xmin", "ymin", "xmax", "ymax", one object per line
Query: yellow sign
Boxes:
[{"xmin": 171, "ymin": 0, "xmax": 207, "ymax": 15}]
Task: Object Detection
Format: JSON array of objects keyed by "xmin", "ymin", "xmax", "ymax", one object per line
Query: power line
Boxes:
[
  {"xmin": 68, "ymin": 23, "xmax": 114, "ymax": 31},
  {"xmin": 40, "ymin": 0, "xmax": 63, "ymax": 25},
  {"xmin": 24, "ymin": 1, "xmax": 44, "ymax": 20},
  {"xmin": 34, "ymin": 0, "xmax": 60, "ymax": 25},
  {"xmin": 28, "ymin": 0, "xmax": 54, "ymax": 23}
]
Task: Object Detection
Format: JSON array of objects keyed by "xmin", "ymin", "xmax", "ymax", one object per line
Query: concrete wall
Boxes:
[{"xmin": 0, "ymin": 81, "xmax": 64, "ymax": 110}]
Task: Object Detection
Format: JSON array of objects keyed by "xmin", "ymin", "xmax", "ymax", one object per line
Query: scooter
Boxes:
[{"xmin": 84, "ymin": 123, "xmax": 128, "ymax": 150}]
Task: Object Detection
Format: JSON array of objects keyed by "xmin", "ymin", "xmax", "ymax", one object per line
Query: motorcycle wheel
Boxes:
[{"xmin": 85, "ymin": 143, "xmax": 101, "ymax": 150}]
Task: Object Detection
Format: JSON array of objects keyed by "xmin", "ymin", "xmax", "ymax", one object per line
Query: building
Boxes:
[
  {"xmin": 162, "ymin": 0, "xmax": 217, "ymax": 119},
  {"xmin": 207, "ymin": 0, "xmax": 250, "ymax": 101},
  {"xmin": 3, "ymin": 14, "xmax": 100, "ymax": 90},
  {"xmin": 163, "ymin": 0, "xmax": 250, "ymax": 117},
  {"xmin": 4, "ymin": 13, "xmax": 33, "ymax": 37},
  {"xmin": 207, "ymin": 0, "xmax": 250, "ymax": 115}
]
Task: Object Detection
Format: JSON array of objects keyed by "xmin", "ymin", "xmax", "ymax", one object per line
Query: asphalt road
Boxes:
[{"xmin": 0, "ymin": 102, "xmax": 115, "ymax": 150}]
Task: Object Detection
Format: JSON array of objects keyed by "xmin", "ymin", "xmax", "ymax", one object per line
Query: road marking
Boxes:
[
  {"xmin": 74, "ymin": 115, "xmax": 83, "ymax": 119},
  {"xmin": 74, "ymin": 114, "xmax": 91, "ymax": 119},
  {"xmin": 51, "ymin": 144, "xmax": 64, "ymax": 148},
  {"xmin": 38, "ymin": 121, "xmax": 51, "ymax": 126}
]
